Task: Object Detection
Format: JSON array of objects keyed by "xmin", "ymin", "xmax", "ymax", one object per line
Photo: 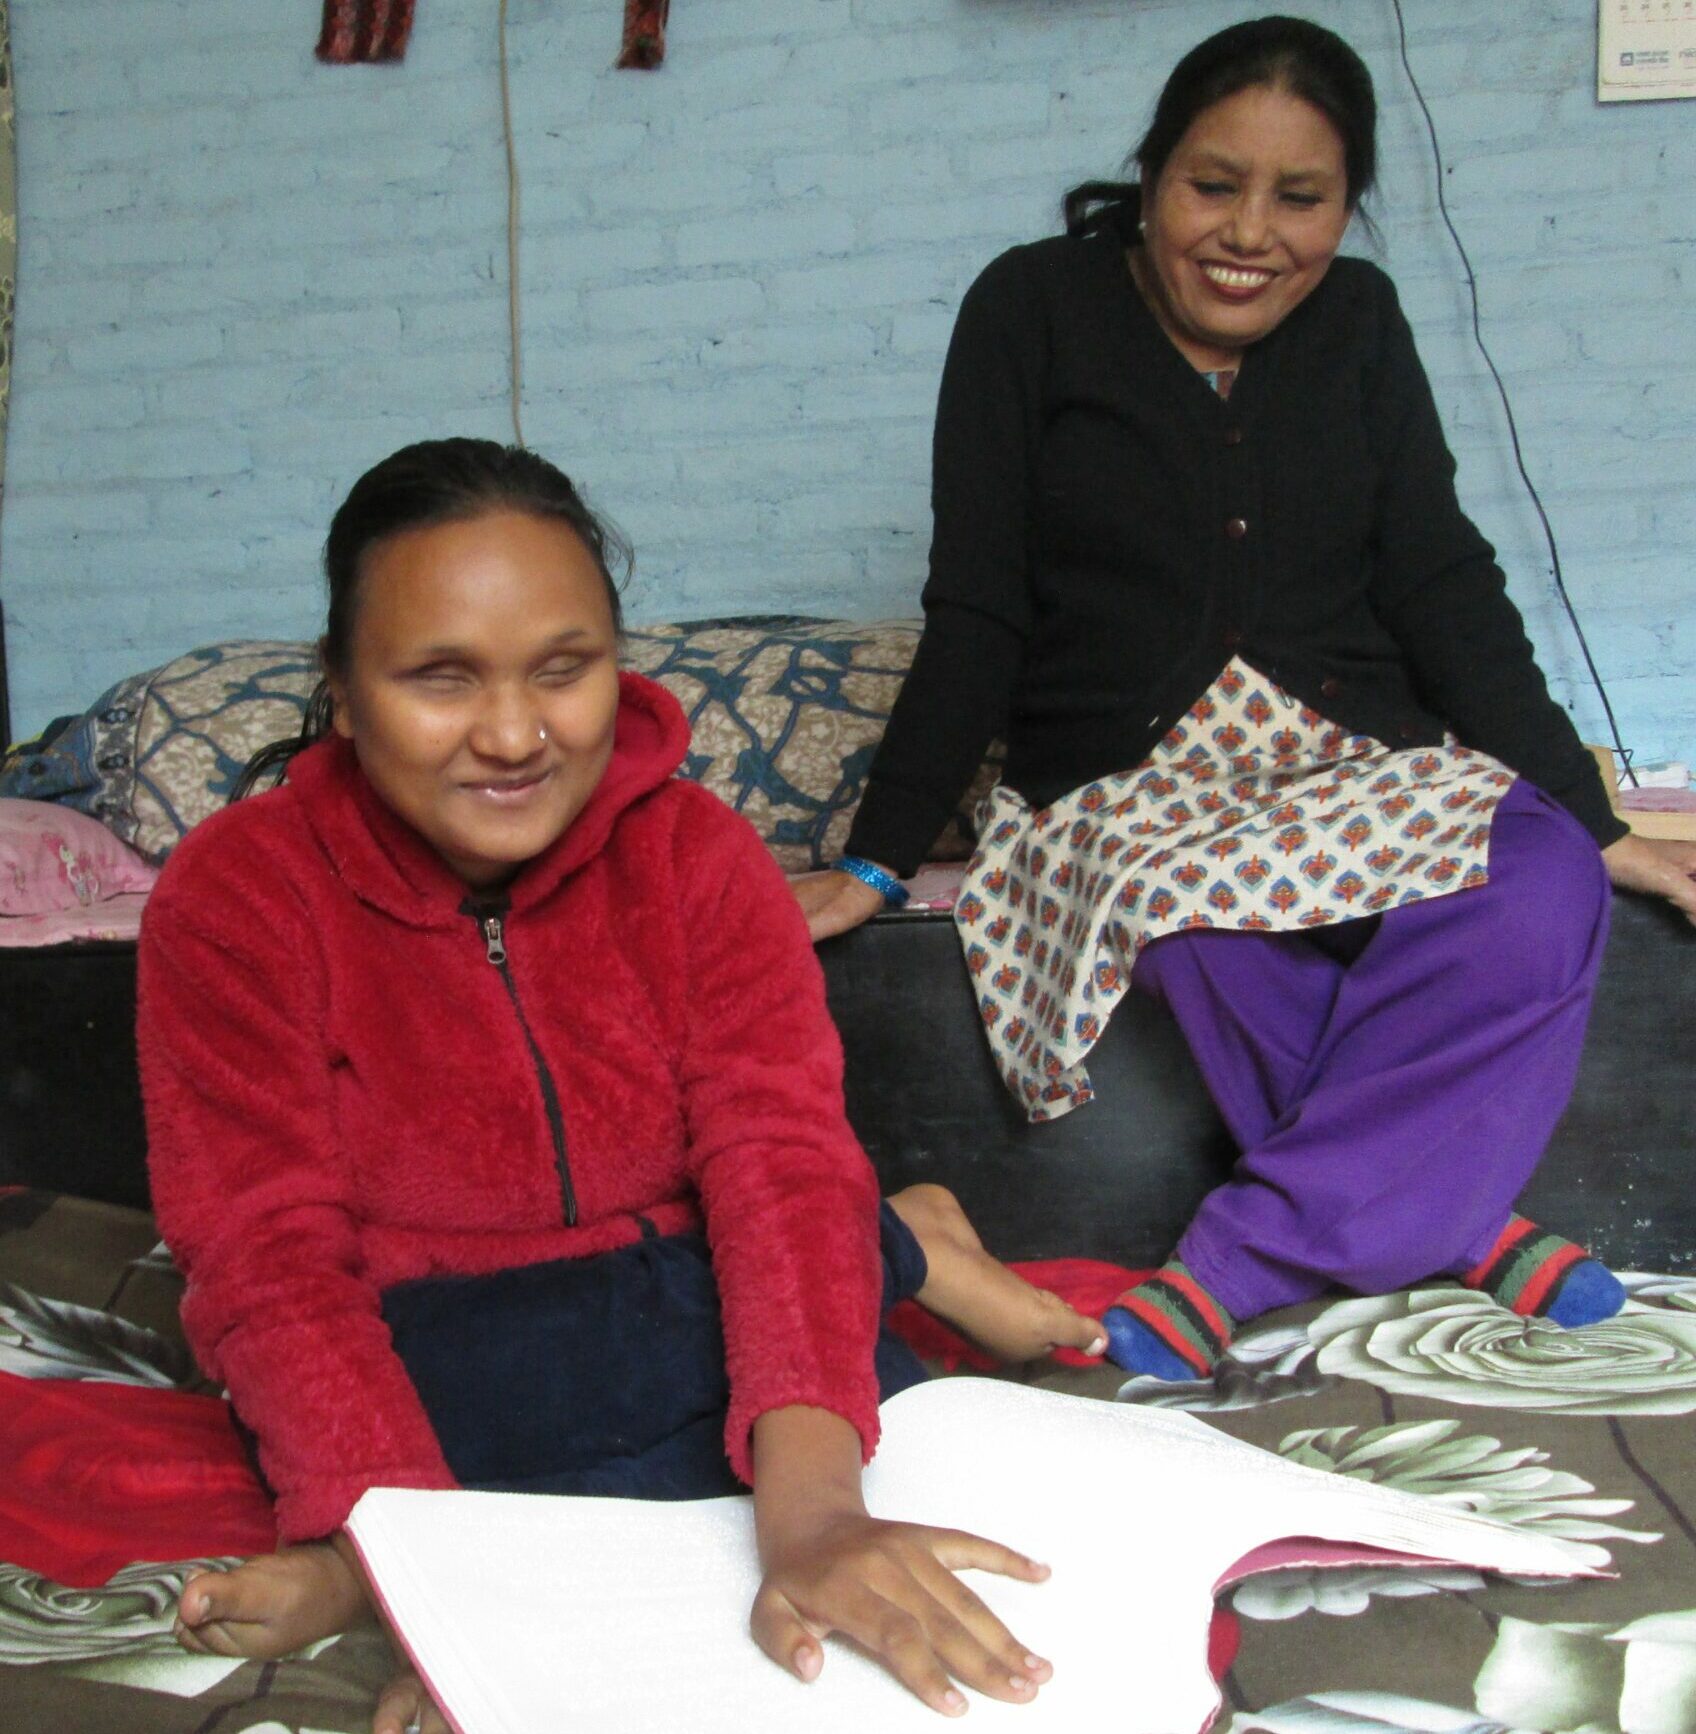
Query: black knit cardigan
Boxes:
[{"xmin": 847, "ymin": 203, "xmax": 1621, "ymax": 876}]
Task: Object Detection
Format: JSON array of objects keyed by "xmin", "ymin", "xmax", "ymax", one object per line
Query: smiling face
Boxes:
[
  {"xmin": 327, "ymin": 508, "xmax": 621, "ymax": 890},
  {"xmin": 1135, "ymin": 82, "xmax": 1353, "ymax": 371}
]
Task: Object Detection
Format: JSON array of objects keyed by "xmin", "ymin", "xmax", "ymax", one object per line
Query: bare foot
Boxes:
[
  {"xmin": 888, "ymin": 1184, "xmax": 1106, "ymax": 1363},
  {"xmin": 174, "ymin": 1536, "xmax": 375, "ymax": 1660}
]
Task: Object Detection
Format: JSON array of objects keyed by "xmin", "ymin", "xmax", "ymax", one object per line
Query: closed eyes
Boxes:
[{"xmin": 1187, "ymin": 179, "xmax": 1328, "ymax": 208}]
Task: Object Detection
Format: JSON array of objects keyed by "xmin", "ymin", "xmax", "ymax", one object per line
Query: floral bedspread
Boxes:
[{"xmin": 4, "ymin": 1186, "xmax": 1695, "ymax": 1734}]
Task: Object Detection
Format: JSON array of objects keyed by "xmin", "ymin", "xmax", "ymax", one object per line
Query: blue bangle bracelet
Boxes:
[{"xmin": 836, "ymin": 855, "xmax": 910, "ymax": 908}]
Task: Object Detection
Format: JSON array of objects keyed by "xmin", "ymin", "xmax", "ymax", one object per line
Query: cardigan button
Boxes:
[
  {"xmin": 1224, "ymin": 426, "xmax": 1244, "ymax": 446},
  {"xmin": 1224, "ymin": 516, "xmax": 1248, "ymax": 539},
  {"xmin": 1222, "ymin": 626, "xmax": 1244, "ymax": 650},
  {"xmin": 1320, "ymin": 676, "xmax": 1342, "ymax": 699},
  {"xmin": 1398, "ymin": 722, "xmax": 1418, "ymax": 741}
]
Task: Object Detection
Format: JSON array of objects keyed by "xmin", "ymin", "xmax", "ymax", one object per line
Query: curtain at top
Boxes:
[
  {"xmin": 0, "ymin": 2, "xmax": 14, "ymax": 748},
  {"xmin": 0, "ymin": 0, "xmax": 14, "ymax": 507}
]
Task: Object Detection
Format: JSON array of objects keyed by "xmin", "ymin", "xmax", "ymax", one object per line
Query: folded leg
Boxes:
[{"xmin": 1131, "ymin": 779, "xmax": 1611, "ymax": 1326}]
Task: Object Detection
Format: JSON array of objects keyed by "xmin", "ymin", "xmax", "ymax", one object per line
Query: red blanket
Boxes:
[
  {"xmin": 0, "ymin": 1369, "xmax": 276, "ymax": 1585},
  {"xmin": 889, "ymin": 1256, "xmax": 1142, "ymax": 1369}
]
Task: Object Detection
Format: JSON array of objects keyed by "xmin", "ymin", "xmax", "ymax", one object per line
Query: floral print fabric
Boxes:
[
  {"xmin": 956, "ymin": 658, "xmax": 1518, "ymax": 1121},
  {"xmin": 6, "ymin": 1183, "xmax": 1696, "ymax": 1734},
  {"xmin": 1078, "ymin": 1270, "xmax": 1696, "ymax": 1734}
]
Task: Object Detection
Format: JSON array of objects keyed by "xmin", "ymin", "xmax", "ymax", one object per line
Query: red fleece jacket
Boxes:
[{"xmin": 137, "ymin": 673, "xmax": 884, "ymax": 1543}]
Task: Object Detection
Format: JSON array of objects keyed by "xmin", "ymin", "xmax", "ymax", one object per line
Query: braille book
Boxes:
[{"xmin": 347, "ymin": 1377, "xmax": 1604, "ymax": 1734}]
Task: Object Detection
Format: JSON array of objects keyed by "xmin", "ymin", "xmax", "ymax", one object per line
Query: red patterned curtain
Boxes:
[
  {"xmin": 618, "ymin": 0, "xmax": 671, "ymax": 69},
  {"xmin": 315, "ymin": 4, "xmax": 669, "ymax": 70},
  {"xmin": 316, "ymin": 0, "xmax": 417, "ymax": 65}
]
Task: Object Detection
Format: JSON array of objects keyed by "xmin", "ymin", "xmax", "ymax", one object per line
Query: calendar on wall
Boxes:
[{"xmin": 1598, "ymin": 0, "xmax": 1696, "ymax": 100}]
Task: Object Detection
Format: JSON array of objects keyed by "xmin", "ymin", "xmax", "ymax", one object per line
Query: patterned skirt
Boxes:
[{"xmin": 956, "ymin": 659, "xmax": 1517, "ymax": 1123}]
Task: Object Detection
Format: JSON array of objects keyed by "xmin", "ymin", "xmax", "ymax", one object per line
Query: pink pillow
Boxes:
[{"xmin": 0, "ymin": 798, "xmax": 161, "ymax": 916}]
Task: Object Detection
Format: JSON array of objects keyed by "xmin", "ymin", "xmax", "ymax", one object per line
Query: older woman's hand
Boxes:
[
  {"xmin": 1602, "ymin": 832, "xmax": 1696, "ymax": 928},
  {"xmin": 790, "ymin": 868, "xmax": 888, "ymax": 943}
]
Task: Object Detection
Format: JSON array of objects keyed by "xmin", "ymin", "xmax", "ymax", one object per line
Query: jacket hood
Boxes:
[{"xmin": 286, "ymin": 670, "xmax": 692, "ymax": 928}]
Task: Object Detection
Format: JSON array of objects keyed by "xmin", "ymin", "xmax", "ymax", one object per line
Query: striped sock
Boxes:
[
  {"xmin": 1102, "ymin": 1262, "xmax": 1236, "ymax": 1380},
  {"xmin": 1462, "ymin": 1215, "xmax": 1625, "ymax": 1328}
]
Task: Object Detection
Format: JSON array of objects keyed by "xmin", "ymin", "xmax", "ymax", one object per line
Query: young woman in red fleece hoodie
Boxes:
[{"xmin": 137, "ymin": 438, "xmax": 1105, "ymax": 1733}]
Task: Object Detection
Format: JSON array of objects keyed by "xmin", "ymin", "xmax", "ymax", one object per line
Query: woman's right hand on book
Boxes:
[
  {"xmin": 752, "ymin": 1508, "xmax": 1054, "ymax": 1716},
  {"xmin": 752, "ymin": 1407, "xmax": 1052, "ymax": 1715},
  {"xmin": 789, "ymin": 868, "xmax": 888, "ymax": 943},
  {"xmin": 752, "ymin": 1404, "xmax": 1054, "ymax": 1714}
]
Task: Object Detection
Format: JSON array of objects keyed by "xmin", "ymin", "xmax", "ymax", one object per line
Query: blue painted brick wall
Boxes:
[{"xmin": 3, "ymin": 0, "xmax": 1691, "ymax": 775}]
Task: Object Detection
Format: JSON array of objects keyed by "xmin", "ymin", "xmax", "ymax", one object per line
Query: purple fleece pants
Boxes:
[{"xmin": 1129, "ymin": 778, "xmax": 1611, "ymax": 1323}]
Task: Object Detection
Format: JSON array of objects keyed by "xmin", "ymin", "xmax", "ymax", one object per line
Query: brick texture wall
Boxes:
[{"xmin": 3, "ymin": 0, "xmax": 1691, "ymax": 770}]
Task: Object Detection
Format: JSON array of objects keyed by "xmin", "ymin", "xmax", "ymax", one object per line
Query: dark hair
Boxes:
[
  {"xmin": 234, "ymin": 439, "xmax": 629, "ymax": 800},
  {"xmin": 1064, "ymin": 16, "xmax": 1378, "ymax": 238}
]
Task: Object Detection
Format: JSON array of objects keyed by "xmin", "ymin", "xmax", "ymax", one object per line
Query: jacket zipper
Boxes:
[{"xmin": 463, "ymin": 896, "xmax": 578, "ymax": 1227}]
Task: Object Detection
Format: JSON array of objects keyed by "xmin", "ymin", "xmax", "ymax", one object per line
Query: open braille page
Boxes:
[{"xmin": 348, "ymin": 1377, "xmax": 1604, "ymax": 1734}]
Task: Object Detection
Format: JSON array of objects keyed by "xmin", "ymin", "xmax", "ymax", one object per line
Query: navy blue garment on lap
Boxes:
[{"xmin": 380, "ymin": 1201, "xmax": 930, "ymax": 1501}]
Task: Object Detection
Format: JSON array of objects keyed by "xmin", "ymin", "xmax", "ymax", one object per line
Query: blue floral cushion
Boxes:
[
  {"xmin": 0, "ymin": 671, "xmax": 147, "ymax": 815},
  {"xmin": 1, "ymin": 644, "xmax": 319, "ymax": 864},
  {"xmin": 621, "ymin": 615, "xmax": 996, "ymax": 871},
  {"xmin": 0, "ymin": 621, "xmax": 998, "ymax": 872}
]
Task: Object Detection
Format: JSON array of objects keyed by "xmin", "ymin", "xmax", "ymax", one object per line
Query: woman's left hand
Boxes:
[
  {"xmin": 1602, "ymin": 832, "xmax": 1696, "ymax": 928},
  {"xmin": 751, "ymin": 1508, "xmax": 1052, "ymax": 1716},
  {"xmin": 372, "ymin": 1667, "xmax": 451, "ymax": 1734}
]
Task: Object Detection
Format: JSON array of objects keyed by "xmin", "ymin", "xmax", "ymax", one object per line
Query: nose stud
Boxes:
[{"xmin": 537, "ymin": 725, "xmax": 549, "ymax": 745}]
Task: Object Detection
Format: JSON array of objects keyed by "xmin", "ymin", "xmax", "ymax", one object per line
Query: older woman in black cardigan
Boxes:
[{"xmin": 795, "ymin": 16, "xmax": 1696, "ymax": 1383}]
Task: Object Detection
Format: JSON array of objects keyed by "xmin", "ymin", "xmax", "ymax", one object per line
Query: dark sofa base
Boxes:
[
  {"xmin": 2, "ymin": 895, "xmax": 1692, "ymax": 1271},
  {"xmin": 0, "ymin": 940, "xmax": 150, "ymax": 1210},
  {"xmin": 825, "ymin": 891, "xmax": 1696, "ymax": 1271}
]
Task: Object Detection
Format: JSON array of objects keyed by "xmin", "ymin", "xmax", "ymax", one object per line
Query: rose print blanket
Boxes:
[{"xmin": 5, "ymin": 1186, "xmax": 1696, "ymax": 1734}]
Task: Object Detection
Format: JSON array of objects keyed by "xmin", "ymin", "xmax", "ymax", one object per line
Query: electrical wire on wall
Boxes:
[
  {"xmin": 498, "ymin": 0, "xmax": 526, "ymax": 448},
  {"xmin": 1387, "ymin": 0, "xmax": 1636, "ymax": 783}
]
